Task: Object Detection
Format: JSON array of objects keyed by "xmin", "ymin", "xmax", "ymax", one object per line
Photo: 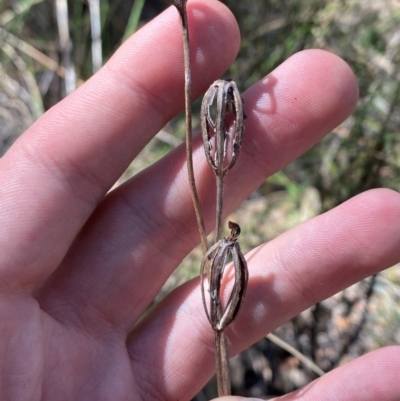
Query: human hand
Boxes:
[{"xmin": 1, "ymin": 1, "xmax": 399, "ymax": 400}]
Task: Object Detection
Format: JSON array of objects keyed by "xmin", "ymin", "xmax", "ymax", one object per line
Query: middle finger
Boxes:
[{"xmin": 37, "ymin": 50, "xmax": 358, "ymax": 333}]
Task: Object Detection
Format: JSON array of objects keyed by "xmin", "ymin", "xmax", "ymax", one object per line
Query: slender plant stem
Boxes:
[
  {"xmin": 215, "ymin": 305, "xmax": 231, "ymax": 396},
  {"xmin": 267, "ymin": 333, "xmax": 325, "ymax": 377},
  {"xmin": 213, "ymin": 174, "xmax": 230, "ymax": 397},
  {"xmin": 179, "ymin": 3, "xmax": 208, "ymax": 254},
  {"xmin": 215, "ymin": 331, "xmax": 231, "ymax": 395},
  {"xmin": 213, "ymin": 82, "xmax": 225, "ymax": 246},
  {"xmin": 213, "ymin": 174, "xmax": 224, "ymax": 246},
  {"xmin": 174, "ymin": 3, "xmax": 247, "ymax": 397}
]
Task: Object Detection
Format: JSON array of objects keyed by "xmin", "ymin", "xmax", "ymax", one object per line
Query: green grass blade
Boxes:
[{"xmin": 123, "ymin": 0, "xmax": 146, "ymax": 41}]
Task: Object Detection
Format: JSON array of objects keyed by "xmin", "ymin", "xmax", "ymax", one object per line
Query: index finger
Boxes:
[{"xmin": 0, "ymin": 0, "xmax": 240, "ymax": 292}]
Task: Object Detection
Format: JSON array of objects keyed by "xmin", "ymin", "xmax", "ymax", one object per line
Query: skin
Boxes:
[{"xmin": 0, "ymin": 0, "xmax": 399, "ymax": 400}]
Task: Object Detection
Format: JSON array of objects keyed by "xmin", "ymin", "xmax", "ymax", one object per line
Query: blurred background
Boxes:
[{"xmin": 1, "ymin": 0, "xmax": 400, "ymax": 398}]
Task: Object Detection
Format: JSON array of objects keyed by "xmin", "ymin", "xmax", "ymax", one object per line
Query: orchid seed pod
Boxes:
[
  {"xmin": 201, "ymin": 79, "xmax": 245, "ymax": 176},
  {"xmin": 200, "ymin": 221, "xmax": 249, "ymax": 332}
]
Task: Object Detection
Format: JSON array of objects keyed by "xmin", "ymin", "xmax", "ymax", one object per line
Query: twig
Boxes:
[
  {"xmin": 172, "ymin": 0, "xmax": 208, "ymax": 254},
  {"xmin": 266, "ymin": 333, "xmax": 325, "ymax": 377},
  {"xmin": 215, "ymin": 330, "xmax": 231, "ymax": 395},
  {"xmin": 0, "ymin": 27, "xmax": 67, "ymax": 79}
]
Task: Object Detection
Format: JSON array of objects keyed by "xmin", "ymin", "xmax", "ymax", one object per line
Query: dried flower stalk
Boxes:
[
  {"xmin": 171, "ymin": 0, "xmax": 248, "ymax": 397},
  {"xmin": 201, "ymin": 80, "xmax": 245, "ymax": 244},
  {"xmin": 172, "ymin": 0, "xmax": 208, "ymax": 254},
  {"xmin": 200, "ymin": 78, "xmax": 246, "ymax": 395}
]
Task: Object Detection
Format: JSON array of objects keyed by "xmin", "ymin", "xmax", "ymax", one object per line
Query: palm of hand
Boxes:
[{"xmin": 3, "ymin": 300, "xmax": 137, "ymax": 399}]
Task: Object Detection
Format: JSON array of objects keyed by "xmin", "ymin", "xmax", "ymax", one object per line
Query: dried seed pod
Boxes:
[
  {"xmin": 201, "ymin": 80, "xmax": 245, "ymax": 176},
  {"xmin": 200, "ymin": 222, "xmax": 249, "ymax": 332}
]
